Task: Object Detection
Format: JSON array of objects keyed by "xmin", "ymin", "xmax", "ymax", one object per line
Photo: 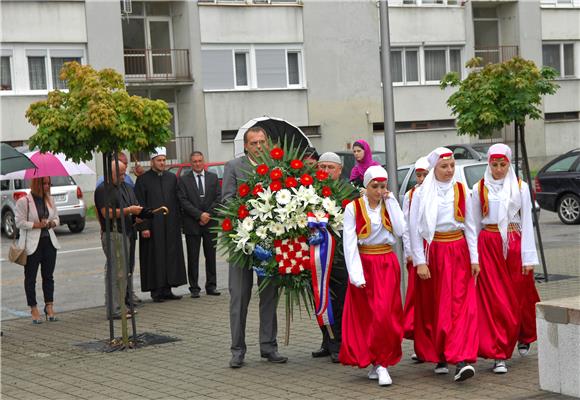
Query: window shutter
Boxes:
[{"xmin": 256, "ymin": 49, "xmax": 286, "ymax": 88}]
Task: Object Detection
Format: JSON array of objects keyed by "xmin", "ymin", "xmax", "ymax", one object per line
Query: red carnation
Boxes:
[
  {"xmin": 222, "ymin": 218, "xmax": 233, "ymax": 232},
  {"xmin": 256, "ymin": 164, "xmax": 269, "ymax": 175},
  {"xmin": 252, "ymin": 184, "xmax": 264, "ymax": 196},
  {"xmin": 270, "ymin": 180, "xmax": 283, "ymax": 192},
  {"xmin": 270, "ymin": 168, "xmax": 283, "ymax": 181},
  {"xmin": 237, "ymin": 205, "xmax": 249, "ymax": 220},
  {"xmin": 300, "ymin": 174, "xmax": 313, "ymax": 186},
  {"xmin": 270, "ymin": 147, "xmax": 284, "ymax": 160},
  {"xmin": 238, "ymin": 183, "xmax": 250, "ymax": 197},
  {"xmin": 285, "ymin": 176, "xmax": 298, "ymax": 189},
  {"xmin": 316, "ymin": 170, "xmax": 329, "ymax": 181},
  {"xmin": 321, "ymin": 186, "xmax": 332, "ymax": 197},
  {"xmin": 290, "ymin": 159, "xmax": 304, "ymax": 170},
  {"xmin": 342, "ymin": 199, "xmax": 352, "ymax": 209}
]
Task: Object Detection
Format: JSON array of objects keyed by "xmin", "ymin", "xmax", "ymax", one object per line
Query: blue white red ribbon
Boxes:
[{"xmin": 308, "ymin": 212, "xmax": 335, "ymax": 327}]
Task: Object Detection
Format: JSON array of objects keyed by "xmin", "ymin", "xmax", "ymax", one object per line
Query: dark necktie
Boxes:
[{"xmin": 197, "ymin": 174, "xmax": 204, "ymax": 197}]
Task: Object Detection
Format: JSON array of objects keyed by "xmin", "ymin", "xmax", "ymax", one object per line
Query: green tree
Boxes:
[
  {"xmin": 26, "ymin": 62, "xmax": 172, "ymax": 163},
  {"xmin": 440, "ymin": 56, "xmax": 559, "ymax": 281}
]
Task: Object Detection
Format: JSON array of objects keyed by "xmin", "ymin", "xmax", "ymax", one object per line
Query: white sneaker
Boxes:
[
  {"xmin": 434, "ymin": 362, "xmax": 449, "ymax": 374},
  {"xmin": 493, "ymin": 360, "xmax": 507, "ymax": 374},
  {"xmin": 454, "ymin": 363, "xmax": 475, "ymax": 382},
  {"xmin": 518, "ymin": 343, "xmax": 530, "ymax": 357},
  {"xmin": 367, "ymin": 365, "xmax": 378, "ymax": 380},
  {"xmin": 377, "ymin": 366, "xmax": 393, "ymax": 386},
  {"xmin": 411, "ymin": 353, "xmax": 419, "ymax": 361}
]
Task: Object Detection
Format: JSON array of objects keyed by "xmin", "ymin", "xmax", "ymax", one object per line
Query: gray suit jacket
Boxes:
[{"xmin": 221, "ymin": 156, "xmax": 253, "ymax": 203}]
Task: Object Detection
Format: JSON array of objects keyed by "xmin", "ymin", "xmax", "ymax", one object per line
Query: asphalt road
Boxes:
[{"xmin": 1, "ymin": 211, "xmax": 578, "ymax": 321}]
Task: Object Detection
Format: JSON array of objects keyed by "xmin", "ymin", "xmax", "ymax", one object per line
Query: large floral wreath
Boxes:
[{"xmin": 214, "ymin": 142, "xmax": 355, "ymax": 342}]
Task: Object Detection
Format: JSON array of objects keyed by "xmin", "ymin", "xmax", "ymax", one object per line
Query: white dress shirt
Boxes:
[
  {"xmin": 343, "ymin": 194, "xmax": 406, "ymax": 287},
  {"xmin": 471, "ymin": 180, "xmax": 539, "ymax": 266},
  {"xmin": 402, "ymin": 189, "xmax": 413, "ymax": 260},
  {"xmin": 409, "ymin": 184, "xmax": 479, "ymax": 266}
]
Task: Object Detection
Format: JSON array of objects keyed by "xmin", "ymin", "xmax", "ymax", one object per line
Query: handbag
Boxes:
[{"xmin": 8, "ymin": 197, "xmax": 29, "ymax": 266}]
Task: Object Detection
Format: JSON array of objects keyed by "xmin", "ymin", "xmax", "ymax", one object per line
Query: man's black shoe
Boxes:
[
  {"xmin": 164, "ymin": 293, "xmax": 182, "ymax": 300},
  {"xmin": 330, "ymin": 352, "xmax": 340, "ymax": 363},
  {"xmin": 152, "ymin": 297, "xmax": 165, "ymax": 303},
  {"xmin": 229, "ymin": 355, "xmax": 244, "ymax": 369},
  {"xmin": 261, "ymin": 352, "xmax": 288, "ymax": 363},
  {"xmin": 190, "ymin": 292, "xmax": 200, "ymax": 299},
  {"xmin": 206, "ymin": 290, "xmax": 221, "ymax": 296},
  {"xmin": 311, "ymin": 348, "xmax": 330, "ymax": 358}
]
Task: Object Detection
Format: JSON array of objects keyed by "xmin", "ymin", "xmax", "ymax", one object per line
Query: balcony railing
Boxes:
[
  {"xmin": 474, "ymin": 45, "xmax": 519, "ymax": 65},
  {"xmin": 124, "ymin": 49, "xmax": 192, "ymax": 82}
]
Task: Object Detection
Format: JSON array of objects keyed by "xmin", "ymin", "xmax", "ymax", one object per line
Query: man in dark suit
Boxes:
[
  {"xmin": 222, "ymin": 126, "xmax": 287, "ymax": 368},
  {"xmin": 177, "ymin": 151, "xmax": 221, "ymax": 298}
]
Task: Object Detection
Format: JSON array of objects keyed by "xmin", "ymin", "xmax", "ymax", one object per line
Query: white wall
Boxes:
[
  {"xmin": 544, "ymin": 80, "xmax": 580, "ymax": 112},
  {"xmin": 0, "ymin": 95, "xmax": 45, "ymax": 141},
  {"xmin": 393, "ymin": 85, "xmax": 457, "ymax": 121},
  {"xmin": 85, "ymin": 1, "xmax": 124, "ymax": 72},
  {"xmin": 541, "ymin": 9, "xmax": 580, "ymax": 40},
  {"xmin": 389, "ymin": 6, "xmax": 466, "ymax": 46},
  {"xmin": 544, "ymin": 121, "xmax": 580, "ymax": 157}
]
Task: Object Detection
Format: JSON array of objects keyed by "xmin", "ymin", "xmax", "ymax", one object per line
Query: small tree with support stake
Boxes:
[
  {"xmin": 26, "ymin": 62, "xmax": 172, "ymax": 348},
  {"xmin": 440, "ymin": 56, "xmax": 559, "ymax": 282}
]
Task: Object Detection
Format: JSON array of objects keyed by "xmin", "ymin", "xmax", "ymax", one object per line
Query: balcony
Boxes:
[
  {"xmin": 124, "ymin": 49, "xmax": 192, "ymax": 84},
  {"xmin": 474, "ymin": 45, "xmax": 519, "ymax": 65}
]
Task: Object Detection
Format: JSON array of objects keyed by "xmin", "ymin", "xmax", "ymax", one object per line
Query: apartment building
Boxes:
[{"xmin": 1, "ymin": 0, "xmax": 579, "ymax": 172}]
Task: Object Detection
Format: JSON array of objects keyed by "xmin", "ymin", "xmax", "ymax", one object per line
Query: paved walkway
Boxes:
[{"xmin": 2, "ymin": 276, "xmax": 579, "ymax": 400}]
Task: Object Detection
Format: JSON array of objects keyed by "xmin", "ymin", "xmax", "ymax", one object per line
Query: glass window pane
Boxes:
[
  {"xmin": 28, "ymin": 57, "xmax": 47, "ymax": 90},
  {"xmin": 450, "ymin": 49, "xmax": 461, "ymax": 74},
  {"xmin": 52, "ymin": 57, "xmax": 81, "ymax": 90},
  {"xmin": 201, "ymin": 49, "xmax": 234, "ymax": 90},
  {"xmin": 1, "ymin": 56, "xmax": 12, "ymax": 90},
  {"xmin": 546, "ymin": 155, "xmax": 577, "ymax": 172},
  {"xmin": 255, "ymin": 49, "xmax": 286, "ymax": 88},
  {"xmin": 145, "ymin": 2, "xmax": 170, "ymax": 15},
  {"xmin": 542, "ymin": 44, "xmax": 561, "ymax": 74},
  {"xmin": 474, "ymin": 20, "xmax": 499, "ymax": 48},
  {"xmin": 390, "ymin": 50, "xmax": 402, "ymax": 83},
  {"xmin": 464, "ymin": 165, "xmax": 487, "ymax": 188},
  {"xmin": 396, "ymin": 168, "xmax": 409, "ymax": 191},
  {"xmin": 122, "ymin": 19, "xmax": 145, "ymax": 49},
  {"xmin": 563, "ymin": 44, "xmax": 574, "ymax": 77},
  {"xmin": 405, "ymin": 50, "xmax": 418, "ymax": 82},
  {"xmin": 287, "ymin": 52, "xmax": 300, "ymax": 85},
  {"xmin": 235, "ymin": 52, "xmax": 248, "ymax": 86},
  {"xmin": 425, "ymin": 49, "xmax": 446, "ymax": 81}
]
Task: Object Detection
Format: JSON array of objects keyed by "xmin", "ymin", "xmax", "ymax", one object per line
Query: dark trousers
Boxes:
[
  {"xmin": 318, "ymin": 262, "xmax": 348, "ymax": 354},
  {"xmin": 125, "ymin": 234, "xmax": 136, "ymax": 302},
  {"xmin": 24, "ymin": 237, "xmax": 57, "ymax": 307},
  {"xmin": 185, "ymin": 230, "xmax": 217, "ymax": 293}
]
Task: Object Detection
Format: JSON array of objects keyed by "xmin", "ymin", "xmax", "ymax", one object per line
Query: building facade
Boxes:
[{"xmin": 1, "ymin": 0, "xmax": 579, "ymax": 177}]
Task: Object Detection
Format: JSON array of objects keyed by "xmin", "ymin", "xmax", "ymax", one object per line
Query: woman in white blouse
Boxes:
[
  {"xmin": 339, "ymin": 166, "xmax": 406, "ymax": 387},
  {"xmin": 471, "ymin": 143, "xmax": 540, "ymax": 374},
  {"xmin": 409, "ymin": 147, "xmax": 479, "ymax": 382}
]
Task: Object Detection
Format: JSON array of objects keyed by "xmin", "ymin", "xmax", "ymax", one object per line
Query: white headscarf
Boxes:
[
  {"xmin": 363, "ymin": 165, "xmax": 388, "ymax": 188},
  {"xmin": 414, "ymin": 156, "xmax": 430, "ymax": 172},
  {"xmin": 484, "ymin": 143, "xmax": 521, "ymax": 257},
  {"xmin": 416, "ymin": 147, "xmax": 454, "ymax": 243}
]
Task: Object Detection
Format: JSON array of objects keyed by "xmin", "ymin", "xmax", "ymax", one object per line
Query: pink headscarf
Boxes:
[{"xmin": 349, "ymin": 139, "xmax": 380, "ymax": 182}]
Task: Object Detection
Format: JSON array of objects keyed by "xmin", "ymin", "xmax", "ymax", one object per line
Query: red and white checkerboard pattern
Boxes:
[{"xmin": 274, "ymin": 236, "xmax": 310, "ymax": 275}]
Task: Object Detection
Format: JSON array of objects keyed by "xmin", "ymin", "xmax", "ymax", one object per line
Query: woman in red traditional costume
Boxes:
[
  {"xmin": 409, "ymin": 147, "xmax": 479, "ymax": 382},
  {"xmin": 401, "ymin": 156, "xmax": 429, "ymax": 361},
  {"xmin": 471, "ymin": 143, "xmax": 540, "ymax": 374},
  {"xmin": 340, "ymin": 165, "xmax": 406, "ymax": 386}
]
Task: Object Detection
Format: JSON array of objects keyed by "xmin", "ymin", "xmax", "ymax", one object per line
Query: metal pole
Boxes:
[
  {"xmin": 379, "ymin": 0, "xmax": 404, "ymax": 295},
  {"xmin": 514, "ymin": 123, "xmax": 519, "ymax": 178},
  {"xmin": 103, "ymin": 152, "xmax": 115, "ymax": 341},
  {"xmin": 519, "ymin": 124, "xmax": 549, "ymax": 282}
]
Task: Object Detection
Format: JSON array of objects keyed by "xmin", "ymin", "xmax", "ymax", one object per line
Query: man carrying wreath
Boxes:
[{"xmin": 222, "ymin": 126, "xmax": 288, "ymax": 368}]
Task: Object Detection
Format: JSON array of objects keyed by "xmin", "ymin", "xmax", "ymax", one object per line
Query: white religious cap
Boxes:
[
  {"xmin": 151, "ymin": 147, "xmax": 167, "ymax": 159},
  {"xmin": 414, "ymin": 156, "xmax": 430, "ymax": 172},
  {"xmin": 426, "ymin": 147, "xmax": 453, "ymax": 169},
  {"xmin": 487, "ymin": 143, "xmax": 512, "ymax": 162},
  {"xmin": 363, "ymin": 165, "xmax": 388, "ymax": 188},
  {"xmin": 318, "ymin": 152, "xmax": 342, "ymax": 165}
]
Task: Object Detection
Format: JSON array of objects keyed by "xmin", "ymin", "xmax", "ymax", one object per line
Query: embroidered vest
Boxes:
[
  {"xmin": 353, "ymin": 197, "xmax": 392, "ymax": 239},
  {"xmin": 407, "ymin": 186, "xmax": 417, "ymax": 209},
  {"xmin": 478, "ymin": 178, "xmax": 522, "ymax": 217},
  {"xmin": 453, "ymin": 182, "xmax": 466, "ymax": 223}
]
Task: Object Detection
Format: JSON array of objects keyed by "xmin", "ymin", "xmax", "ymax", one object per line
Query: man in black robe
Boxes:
[{"xmin": 134, "ymin": 147, "xmax": 186, "ymax": 302}]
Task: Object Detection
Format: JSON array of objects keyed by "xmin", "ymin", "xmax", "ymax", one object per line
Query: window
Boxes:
[
  {"xmin": 425, "ymin": 49, "xmax": 447, "ymax": 81},
  {"xmin": 202, "ymin": 45, "xmax": 304, "ymax": 91},
  {"xmin": 389, "ymin": 0, "xmax": 460, "ymax": 4},
  {"xmin": 391, "ymin": 46, "xmax": 461, "ymax": 85},
  {"xmin": 464, "ymin": 164, "xmax": 487, "ymax": 188},
  {"xmin": 52, "ymin": 57, "xmax": 81, "ymax": 89},
  {"xmin": 545, "ymin": 111, "xmax": 580, "ymax": 121},
  {"xmin": 543, "ymin": 43, "xmax": 576, "ymax": 77},
  {"xmin": 396, "ymin": 168, "xmax": 410, "ymax": 192},
  {"xmin": 28, "ymin": 57, "xmax": 47, "ymax": 90},
  {"xmin": 391, "ymin": 48, "xmax": 419, "ymax": 84},
  {"xmin": 299, "ymin": 125, "xmax": 321, "ymax": 137},
  {"xmin": 546, "ymin": 155, "xmax": 578, "ymax": 172},
  {"xmin": 221, "ymin": 130, "xmax": 237, "ymax": 142},
  {"xmin": 0, "ymin": 180, "xmax": 9, "ymax": 191},
  {"xmin": 1, "ymin": 56, "xmax": 12, "ymax": 90}
]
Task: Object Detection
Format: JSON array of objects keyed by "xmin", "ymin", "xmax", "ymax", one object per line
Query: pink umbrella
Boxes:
[{"xmin": 1, "ymin": 151, "xmax": 95, "ymax": 179}]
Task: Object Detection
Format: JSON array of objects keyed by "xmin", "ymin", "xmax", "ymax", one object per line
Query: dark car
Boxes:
[
  {"xmin": 535, "ymin": 149, "xmax": 580, "ymax": 224},
  {"xmin": 166, "ymin": 161, "xmax": 225, "ymax": 186},
  {"xmin": 333, "ymin": 151, "xmax": 387, "ymax": 182},
  {"xmin": 445, "ymin": 143, "xmax": 495, "ymax": 161}
]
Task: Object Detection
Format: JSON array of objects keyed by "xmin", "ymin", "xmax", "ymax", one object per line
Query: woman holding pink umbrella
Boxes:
[{"xmin": 15, "ymin": 176, "xmax": 61, "ymax": 324}]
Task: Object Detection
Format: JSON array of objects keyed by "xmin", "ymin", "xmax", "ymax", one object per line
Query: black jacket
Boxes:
[{"xmin": 177, "ymin": 170, "xmax": 221, "ymax": 235}]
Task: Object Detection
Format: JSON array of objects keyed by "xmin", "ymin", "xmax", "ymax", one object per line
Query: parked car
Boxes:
[
  {"xmin": 535, "ymin": 149, "xmax": 580, "ymax": 224},
  {"xmin": 166, "ymin": 161, "xmax": 226, "ymax": 186},
  {"xmin": 1, "ymin": 176, "xmax": 87, "ymax": 238},
  {"xmin": 334, "ymin": 151, "xmax": 387, "ymax": 182},
  {"xmin": 445, "ymin": 143, "xmax": 497, "ymax": 161}
]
